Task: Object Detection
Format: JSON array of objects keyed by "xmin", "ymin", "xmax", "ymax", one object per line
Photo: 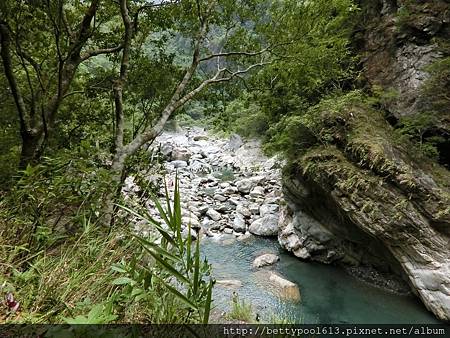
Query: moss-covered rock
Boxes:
[{"xmin": 280, "ymin": 98, "xmax": 450, "ymax": 320}]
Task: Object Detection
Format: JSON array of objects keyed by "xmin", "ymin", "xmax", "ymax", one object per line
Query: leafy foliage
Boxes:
[
  {"xmin": 210, "ymin": 0, "xmax": 359, "ymax": 146},
  {"xmin": 1, "ymin": 170, "xmax": 213, "ymax": 323},
  {"xmin": 116, "ymin": 177, "xmax": 214, "ymax": 324}
]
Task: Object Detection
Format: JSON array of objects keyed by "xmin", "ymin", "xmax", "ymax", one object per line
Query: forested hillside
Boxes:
[{"xmin": 0, "ymin": 0, "xmax": 449, "ymax": 326}]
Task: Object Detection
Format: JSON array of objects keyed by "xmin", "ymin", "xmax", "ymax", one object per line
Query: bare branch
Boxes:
[
  {"xmin": 0, "ymin": 22, "xmax": 31, "ymax": 132},
  {"xmin": 62, "ymin": 90, "xmax": 86, "ymax": 99},
  {"xmin": 200, "ymin": 47, "xmax": 270, "ymax": 62},
  {"xmin": 80, "ymin": 44, "xmax": 124, "ymax": 61},
  {"xmin": 179, "ymin": 61, "xmax": 270, "ymax": 104}
]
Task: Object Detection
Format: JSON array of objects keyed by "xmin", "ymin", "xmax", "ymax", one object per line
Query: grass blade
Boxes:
[
  {"xmin": 203, "ymin": 279, "xmax": 213, "ymax": 324},
  {"xmin": 155, "ymin": 276, "xmax": 198, "ymax": 311},
  {"xmin": 145, "ymin": 247, "xmax": 189, "ymax": 284},
  {"xmin": 193, "ymin": 237, "xmax": 200, "ymax": 296}
]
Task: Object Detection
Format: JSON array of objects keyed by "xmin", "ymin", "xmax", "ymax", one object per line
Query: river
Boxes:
[
  {"xmin": 144, "ymin": 127, "xmax": 441, "ymax": 324},
  {"xmin": 202, "ymin": 235, "xmax": 440, "ymax": 324}
]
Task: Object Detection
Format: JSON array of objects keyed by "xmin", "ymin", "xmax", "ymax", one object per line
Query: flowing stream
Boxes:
[
  {"xmin": 139, "ymin": 127, "xmax": 441, "ymax": 324},
  {"xmin": 201, "ymin": 235, "xmax": 440, "ymax": 324}
]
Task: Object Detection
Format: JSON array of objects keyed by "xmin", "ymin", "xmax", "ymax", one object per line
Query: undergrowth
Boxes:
[{"xmin": 0, "ymin": 153, "xmax": 213, "ymax": 324}]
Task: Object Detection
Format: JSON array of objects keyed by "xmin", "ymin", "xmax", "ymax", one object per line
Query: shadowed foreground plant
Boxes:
[
  {"xmin": 226, "ymin": 293, "xmax": 253, "ymax": 323},
  {"xmin": 116, "ymin": 176, "xmax": 215, "ymax": 324}
]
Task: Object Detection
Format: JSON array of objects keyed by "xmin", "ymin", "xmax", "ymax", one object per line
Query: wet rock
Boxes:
[
  {"xmin": 252, "ymin": 253, "xmax": 280, "ymax": 268},
  {"xmin": 237, "ymin": 231, "xmax": 252, "ymax": 241},
  {"xmin": 268, "ymin": 272, "xmax": 301, "ymax": 302},
  {"xmin": 216, "ymin": 279, "xmax": 242, "ymax": 288}
]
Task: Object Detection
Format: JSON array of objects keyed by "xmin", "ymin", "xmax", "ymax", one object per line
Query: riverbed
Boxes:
[{"xmin": 138, "ymin": 127, "xmax": 441, "ymax": 324}]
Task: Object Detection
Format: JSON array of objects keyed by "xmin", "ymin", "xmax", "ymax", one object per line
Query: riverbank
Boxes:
[{"xmin": 122, "ymin": 126, "xmax": 442, "ymax": 323}]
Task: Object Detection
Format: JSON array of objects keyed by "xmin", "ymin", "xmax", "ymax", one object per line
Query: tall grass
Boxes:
[{"xmin": 0, "ymin": 157, "xmax": 214, "ymax": 323}]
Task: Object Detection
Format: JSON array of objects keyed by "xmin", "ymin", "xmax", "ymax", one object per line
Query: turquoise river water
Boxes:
[{"xmin": 201, "ymin": 235, "xmax": 440, "ymax": 324}]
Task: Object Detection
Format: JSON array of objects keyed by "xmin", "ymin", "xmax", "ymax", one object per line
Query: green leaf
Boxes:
[
  {"xmin": 145, "ymin": 247, "xmax": 189, "ymax": 284},
  {"xmin": 156, "ymin": 277, "xmax": 198, "ymax": 311},
  {"xmin": 111, "ymin": 265, "xmax": 127, "ymax": 274},
  {"xmin": 111, "ymin": 277, "xmax": 134, "ymax": 285},
  {"xmin": 193, "ymin": 236, "xmax": 200, "ymax": 296},
  {"xmin": 203, "ymin": 279, "xmax": 213, "ymax": 324}
]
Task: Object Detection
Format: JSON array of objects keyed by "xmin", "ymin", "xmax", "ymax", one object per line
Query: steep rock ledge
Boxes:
[
  {"xmin": 278, "ymin": 103, "xmax": 450, "ymax": 321},
  {"xmin": 357, "ymin": 0, "xmax": 449, "ymax": 118}
]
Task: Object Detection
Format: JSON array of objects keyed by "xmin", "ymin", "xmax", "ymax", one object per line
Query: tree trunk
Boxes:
[
  {"xmin": 19, "ymin": 130, "xmax": 44, "ymax": 169},
  {"xmin": 101, "ymin": 151, "xmax": 127, "ymax": 227}
]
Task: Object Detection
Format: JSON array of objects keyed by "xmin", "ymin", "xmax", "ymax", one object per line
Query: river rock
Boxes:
[
  {"xmin": 236, "ymin": 204, "xmax": 251, "ymax": 217},
  {"xmin": 248, "ymin": 203, "xmax": 260, "ymax": 215},
  {"xmin": 159, "ymin": 142, "xmax": 173, "ymax": 158},
  {"xmin": 237, "ymin": 231, "xmax": 252, "ymax": 241},
  {"xmin": 190, "ymin": 160, "xmax": 211, "ymax": 174},
  {"xmin": 233, "ymin": 214, "xmax": 247, "ymax": 233},
  {"xmin": 171, "ymin": 160, "xmax": 188, "ymax": 168},
  {"xmin": 182, "ymin": 215, "xmax": 200, "ymax": 229},
  {"xmin": 235, "ymin": 178, "xmax": 254, "ymax": 194},
  {"xmin": 193, "ymin": 135, "xmax": 209, "ymax": 141},
  {"xmin": 206, "ymin": 208, "xmax": 222, "ymax": 221},
  {"xmin": 260, "ymin": 204, "xmax": 279, "ymax": 216},
  {"xmin": 252, "ymin": 253, "xmax": 280, "ymax": 268},
  {"xmin": 224, "ymin": 228, "xmax": 233, "ymax": 234},
  {"xmin": 216, "ymin": 279, "xmax": 242, "ymax": 288},
  {"xmin": 268, "ymin": 272, "xmax": 301, "ymax": 302},
  {"xmin": 249, "ymin": 186, "xmax": 265, "ymax": 198},
  {"xmin": 214, "ymin": 194, "xmax": 227, "ymax": 202},
  {"xmin": 249, "ymin": 214, "xmax": 279, "ymax": 236},
  {"xmin": 181, "ymin": 227, "xmax": 197, "ymax": 240},
  {"xmin": 172, "ymin": 147, "xmax": 192, "ymax": 161}
]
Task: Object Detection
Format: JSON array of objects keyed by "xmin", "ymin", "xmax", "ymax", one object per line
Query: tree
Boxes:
[
  {"xmin": 102, "ymin": 0, "xmax": 272, "ymax": 226},
  {"xmin": 0, "ymin": 0, "xmax": 122, "ymax": 167}
]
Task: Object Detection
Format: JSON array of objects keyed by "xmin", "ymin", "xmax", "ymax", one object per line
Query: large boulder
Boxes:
[
  {"xmin": 172, "ymin": 147, "xmax": 192, "ymax": 162},
  {"xmin": 249, "ymin": 214, "xmax": 279, "ymax": 236},
  {"xmin": 252, "ymin": 253, "xmax": 280, "ymax": 268},
  {"xmin": 268, "ymin": 272, "xmax": 301, "ymax": 302}
]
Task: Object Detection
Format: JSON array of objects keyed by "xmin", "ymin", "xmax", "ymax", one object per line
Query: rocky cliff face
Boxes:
[
  {"xmin": 357, "ymin": 0, "xmax": 450, "ymax": 165},
  {"xmin": 278, "ymin": 0, "xmax": 450, "ymax": 321},
  {"xmin": 359, "ymin": 0, "xmax": 449, "ymax": 112}
]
